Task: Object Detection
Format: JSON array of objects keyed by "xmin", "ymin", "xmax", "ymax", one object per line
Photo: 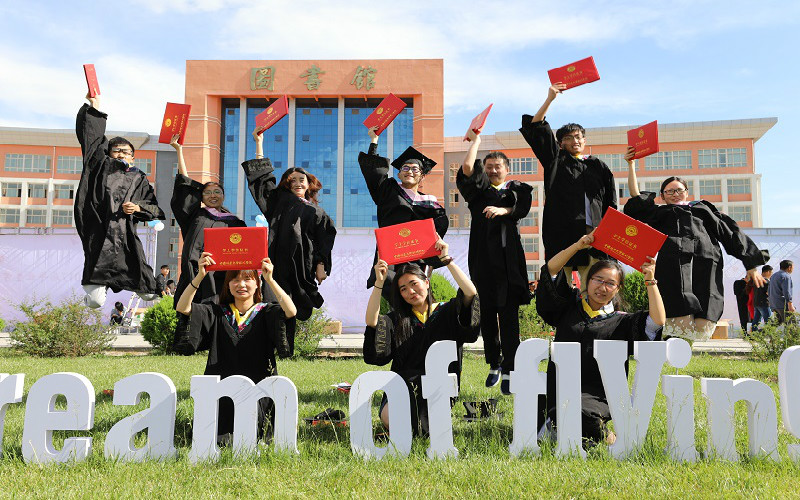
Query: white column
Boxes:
[
  {"xmin": 336, "ymin": 97, "xmax": 345, "ymax": 228},
  {"xmin": 237, "ymin": 98, "xmax": 247, "ymax": 219},
  {"xmin": 387, "ymin": 121, "xmax": 395, "ymax": 160},
  {"xmin": 754, "ymin": 174, "xmax": 763, "ymax": 227},
  {"xmin": 20, "ymin": 180, "xmax": 28, "ymax": 228},
  {"xmin": 287, "ymin": 98, "xmax": 296, "ymax": 169},
  {"xmin": 46, "ymin": 177, "xmax": 54, "ymax": 227}
]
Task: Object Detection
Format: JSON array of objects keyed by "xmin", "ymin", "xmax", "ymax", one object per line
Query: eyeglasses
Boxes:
[
  {"xmin": 400, "ymin": 165, "xmax": 422, "ymax": 173},
  {"xmin": 663, "ymin": 188, "xmax": 687, "ymax": 196},
  {"xmin": 561, "ymin": 134, "xmax": 584, "ymax": 142},
  {"xmin": 110, "ymin": 148, "xmax": 133, "ymax": 156},
  {"xmin": 202, "ymin": 190, "xmax": 224, "ymax": 196},
  {"xmin": 589, "ymin": 277, "xmax": 619, "ymax": 290}
]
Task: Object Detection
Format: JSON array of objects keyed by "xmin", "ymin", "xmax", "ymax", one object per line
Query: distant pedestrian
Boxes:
[
  {"xmin": 155, "ymin": 265, "xmax": 170, "ymax": 297},
  {"xmin": 733, "ymin": 276, "xmax": 751, "ymax": 336},
  {"xmin": 752, "ymin": 265, "xmax": 773, "ymax": 331},
  {"xmin": 769, "ymin": 260, "xmax": 795, "ymax": 324}
]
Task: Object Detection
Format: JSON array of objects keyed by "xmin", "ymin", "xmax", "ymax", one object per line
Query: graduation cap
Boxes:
[{"xmin": 391, "ymin": 146, "xmax": 436, "ymax": 175}]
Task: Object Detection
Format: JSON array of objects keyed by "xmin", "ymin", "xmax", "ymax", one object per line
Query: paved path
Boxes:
[{"xmin": 0, "ymin": 330, "xmax": 756, "ymax": 355}]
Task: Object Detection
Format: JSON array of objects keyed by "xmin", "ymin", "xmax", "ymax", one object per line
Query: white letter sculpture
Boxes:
[
  {"xmin": 594, "ymin": 340, "xmax": 665, "ymax": 459},
  {"xmin": 550, "ymin": 342, "xmax": 586, "ymax": 458},
  {"xmin": 22, "ymin": 373, "xmax": 94, "ymax": 464},
  {"xmin": 662, "ymin": 338, "xmax": 697, "ymax": 462},
  {"xmin": 701, "ymin": 377, "xmax": 779, "ymax": 461},
  {"xmin": 508, "ymin": 338, "xmax": 549, "ymax": 457},
  {"xmin": 0, "ymin": 374, "xmax": 24, "ymax": 447},
  {"xmin": 188, "ymin": 375, "xmax": 298, "ymax": 464},
  {"xmin": 349, "ymin": 371, "xmax": 411, "ymax": 460},
  {"xmin": 779, "ymin": 345, "xmax": 800, "ymax": 461},
  {"xmin": 104, "ymin": 372, "xmax": 178, "ymax": 462},
  {"xmin": 420, "ymin": 340, "xmax": 458, "ymax": 459}
]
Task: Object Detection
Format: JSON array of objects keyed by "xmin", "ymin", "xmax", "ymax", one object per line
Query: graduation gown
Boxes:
[
  {"xmin": 456, "ymin": 159, "xmax": 533, "ymax": 308},
  {"xmin": 624, "ymin": 193, "xmax": 767, "ymax": 321},
  {"xmin": 170, "ymin": 174, "xmax": 247, "ymax": 305},
  {"xmin": 536, "ymin": 263, "xmax": 661, "ymax": 429},
  {"xmin": 519, "ymin": 117, "xmax": 616, "ymax": 266},
  {"xmin": 363, "ymin": 290, "xmax": 480, "ymax": 434},
  {"xmin": 242, "ymin": 159, "xmax": 336, "ymax": 321},
  {"xmin": 358, "ymin": 143, "xmax": 448, "ymax": 288},
  {"xmin": 185, "ymin": 302, "xmax": 292, "ymax": 438},
  {"xmin": 74, "ymin": 104, "xmax": 165, "ymax": 294}
]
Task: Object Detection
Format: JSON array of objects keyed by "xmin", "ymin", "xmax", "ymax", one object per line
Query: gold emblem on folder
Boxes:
[
  {"xmin": 567, "ymin": 65, "xmax": 576, "ymax": 72},
  {"xmin": 164, "ymin": 118, "xmax": 172, "ymax": 128},
  {"xmin": 376, "ymin": 107, "xmax": 384, "ymax": 115},
  {"xmin": 638, "ymin": 129, "xmax": 645, "ymax": 138},
  {"xmin": 230, "ymin": 233, "xmax": 242, "ymax": 244},
  {"xmin": 625, "ymin": 225, "xmax": 638, "ymax": 237},
  {"xmin": 399, "ymin": 228, "xmax": 411, "ymax": 238}
]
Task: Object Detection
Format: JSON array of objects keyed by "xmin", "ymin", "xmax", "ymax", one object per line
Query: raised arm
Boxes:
[
  {"xmin": 436, "ymin": 239, "xmax": 476, "ymax": 305},
  {"xmin": 170, "ymin": 134, "xmax": 188, "ymax": 177},
  {"xmin": 176, "ymin": 252, "xmax": 215, "ymax": 315},
  {"xmin": 365, "ymin": 259, "xmax": 388, "ymax": 328},
  {"xmin": 625, "ymin": 146, "xmax": 641, "ymax": 197},
  {"xmin": 641, "ymin": 257, "xmax": 665, "ymax": 325},
  {"xmin": 262, "ymin": 258, "xmax": 297, "ymax": 318},
  {"xmin": 461, "ymin": 129, "xmax": 482, "ymax": 177},
  {"xmin": 76, "ymin": 93, "xmax": 108, "ymax": 169},
  {"xmin": 531, "ymin": 83, "xmax": 566, "ymax": 123},
  {"xmin": 546, "ymin": 232, "xmax": 594, "ymax": 277},
  {"xmin": 253, "ymin": 126, "xmax": 265, "ymax": 159}
]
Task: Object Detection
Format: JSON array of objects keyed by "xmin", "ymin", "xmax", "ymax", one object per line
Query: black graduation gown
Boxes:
[
  {"xmin": 456, "ymin": 160, "xmax": 533, "ymax": 308},
  {"xmin": 519, "ymin": 117, "xmax": 616, "ymax": 266},
  {"xmin": 170, "ymin": 174, "xmax": 247, "ymax": 305},
  {"xmin": 186, "ymin": 302, "xmax": 292, "ymax": 437},
  {"xmin": 74, "ymin": 104, "xmax": 165, "ymax": 294},
  {"xmin": 363, "ymin": 290, "xmax": 480, "ymax": 435},
  {"xmin": 624, "ymin": 193, "xmax": 767, "ymax": 321},
  {"xmin": 242, "ymin": 159, "xmax": 337, "ymax": 321},
  {"xmin": 358, "ymin": 143, "xmax": 449, "ymax": 288},
  {"xmin": 536, "ymin": 263, "xmax": 661, "ymax": 431}
]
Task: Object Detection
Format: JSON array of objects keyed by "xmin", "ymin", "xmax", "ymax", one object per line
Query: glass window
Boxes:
[
  {"xmin": 509, "ymin": 157, "xmax": 537, "ymax": 175},
  {"xmin": 522, "ymin": 235, "xmax": 538, "ymax": 253},
  {"xmin": 699, "ymin": 179, "xmax": 721, "ymax": 196},
  {"xmin": 617, "ymin": 181, "xmax": 630, "ymax": 198},
  {"xmin": 28, "ymin": 183, "xmax": 48, "ymax": 198},
  {"xmin": 449, "ymin": 214, "xmax": 459, "ymax": 228},
  {"xmin": 728, "ymin": 205, "xmax": 752, "ymax": 222},
  {"xmin": 133, "ymin": 158, "xmax": 152, "ymax": 175},
  {"xmin": 643, "ymin": 181, "xmax": 661, "ymax": 193},
  {"xmin": 295, "ymin": 99, "xmax": 339, "ymax": 224},
  {"xmin": 526, "ymin": 261, "xmax": 541, "ymax": 281},
  {"xmin": 4, "ymin": 153, "xmax": 51, "ymax": 173},
  {"xmin": 727, "ymin": 178, "xmax": 751, "ymax": 194},
  {"xmin": 593, "ymin": 153, "xmax": 627, "ymax": 172},
  {"xmin": 53, "ymin": 185, "xmax": 75, "ymax": 199},
  {"xmin": 169, "ymin": 237, "xmax": 179, "ymax": 258},
  {"xmin": 221, "ymin": 99, "xmax": 241, "ymax": 216},
  {"xmin": 26, "ymin": 209, "xmax": 46, "ymax": 225},
  {"xmin": 463, "ymin": 212, "xmax": 471, "ymax": 228},
  {"xmin": 52, "ymin": 209, "xmax": 73, "ymax": 225},
  {"xmin": 645, "ymin": 151, "xmax": 692, "ymax": 171},
  {"xmin": 57, "ymin": 156, "xmax": 82, "ymax": 174},
  {"xmin": 449, "ymin": 163, "xmax": 459, "ymax": 183},
  {"xmin": 0, "ymin": 208, "xmax": 20, "ymax": 224},
  {"xmin": 448, "ymin": 189, "xmax": 459, "ymax": 207},
  {"xmin": 698, "ymin": 148, "xmax": 747, "ymax": 169},
  {"xmin": 1, "ymin": 182, "xmax": 22, "ymax": 197},
  {"xmin": 520, "ymin": 211, "xmax": 539, "ymax": 227}
]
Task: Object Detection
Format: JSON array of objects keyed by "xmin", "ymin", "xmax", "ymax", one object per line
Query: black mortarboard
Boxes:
[{"xmin": 390, "ymin": 147, "xmax": 436, "ymax": 175}]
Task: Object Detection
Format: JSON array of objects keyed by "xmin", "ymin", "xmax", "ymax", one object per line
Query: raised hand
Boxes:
[
  {"xmin": 374, "ymin": 259, "xmax": 388, "ymax": 286},
  {"xmin": 262, "ymin": 257, "xmax": 274, "ymax": 280},
  {"xmin": 641, "ymin": 256, "xmax": 657, "ymax": 280},
  {"xmin": 197, "ymin": 252, "xmax": 216, "ymax": 278}
]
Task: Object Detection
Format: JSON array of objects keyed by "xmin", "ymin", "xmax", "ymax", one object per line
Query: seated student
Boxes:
[
  {"xmin": 75, "ymin": 93, "xmax": 165, "ymax": 308},
  {"xmin": 519, "ymin": 83, "xmax": 616, "ymax": 286},
  {"xmin": 109, "ymin": 301, "xmax": 125, "ymax": 326},
  {"xmin": 536, "ymin": 232, "xmax": 665, "ymax": 445},
  {"xmin": 363, "ymin": 239, "xmax": 480, "ymax": 436},
  {"xmin": 165, "ymin": 280, "xmax": 176, "ymax": 297},
  {"xmin": 175, "ymin": 253, "xmax": 296, "ymax": 444}
]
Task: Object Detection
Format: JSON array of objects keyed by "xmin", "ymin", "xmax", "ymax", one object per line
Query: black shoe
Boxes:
[
  {"xmin": 500, "ymin": 375, "xmax": 511, "ymax": 396},
  {"xmin": 485, "ymin": 367, "xmax": 501, "ymax": 388}
]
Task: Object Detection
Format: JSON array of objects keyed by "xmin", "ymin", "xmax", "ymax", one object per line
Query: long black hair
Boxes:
[
  {"xmin": 390, "ymin": 263, "xmax": 434, "ymax": 344},
  {"xmin": 582, "ymin": 259, "xmax": 629, "ymax": 311}
]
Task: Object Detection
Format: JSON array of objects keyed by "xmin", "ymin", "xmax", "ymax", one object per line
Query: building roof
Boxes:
[{"xmin": 0, "ymin": 126, "xmax": 171, "ymax": 151}]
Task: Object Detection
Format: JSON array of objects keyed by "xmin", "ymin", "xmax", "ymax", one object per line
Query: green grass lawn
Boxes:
[{"xmin": 0, "ymin": 351, "xmax": 797, "ymax": 499}]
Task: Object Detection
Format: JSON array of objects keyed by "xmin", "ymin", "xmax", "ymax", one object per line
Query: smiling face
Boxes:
[
  {"xmin": 559, "ymin": 130, "xmax": 586, "ymax": 155},
  {"xmin": 228, "ymin": 271, "xmax": 258, "ymax": 303},
  {"xmin": 396, "ymin": 272, "xmax": 430, "ymax": 309},
  {"xmin": 109, "ymin": 146, "xmax": 134, "ymax": 161},
  {"xmin": 398, "ymin": 163, "xmax": 424, "ymax": 188},
  {"xmin": 586, "ymin": 267, "xmax": 622, "ymax": 309},
  {"xmin": 484, "ymin": 158, "xmax": 508, "ymax": 186},
  {"xmin": 660, "ymin": 179, "xmax": 689, "ymax": 205},
  {"xmin": 287, "ymin": 171, "xmax": 309, "ymax": 198},
  {"xmin": 202, "ymin": 183, "xmax": 225, "ymax": 209}
]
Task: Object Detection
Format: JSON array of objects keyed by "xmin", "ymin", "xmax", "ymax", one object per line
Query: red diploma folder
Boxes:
[
  {"xmin": 203, "ymin": 227, "xmax": 268, "ymax": 271},
  {"xmin": 547, "ymin": 57, "xmax": 600, "ymax": 90},
  {"xmin": 627, "ymin": 120, "xmax": 659, "ymax": 160},
  {"xmin": 255, "ymin": 96, "xmax": 289, "ymax": 135},
  {"xmin": 374, "ymin": 218, "xmax": 440, "ymax": 266},
  {"xmin": 158, "ymin": 103, "xmax": 192, "ymax": 145},
  {"xmin": 83, "ymin": 64, "xmax": 100, "ymax": 98},
  {"xmin": 464, "ymin": 103, "xmax": 493, "ymax": 141},
  {"xmin": 590, "ymin": 208, "xmax": 667, "ymax": 270},
  {"xmin": 363, "ymin": 93, "xmax": 407, "ymax": 136}
]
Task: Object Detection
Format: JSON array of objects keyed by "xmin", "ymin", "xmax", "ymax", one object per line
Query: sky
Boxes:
[{"xmin": 1, "ymin": 0, "xmax": 798, "ymax": 226}]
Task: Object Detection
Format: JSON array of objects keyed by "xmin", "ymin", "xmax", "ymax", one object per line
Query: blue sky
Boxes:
[{"xmin": 1, "ymin": 0, "xmax": 797, "ymax": 226}]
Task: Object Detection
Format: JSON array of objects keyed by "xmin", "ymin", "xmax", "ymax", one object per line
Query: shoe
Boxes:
[
  {"xmin": 500, "ymin": 374, "xmax": 511, "ymax": 396},
  {"xmin": 485, "ymin": 367, "xmax": 501, "ymax": 388}
]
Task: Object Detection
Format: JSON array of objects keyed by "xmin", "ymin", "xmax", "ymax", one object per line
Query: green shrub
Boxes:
[
  {"xmin": 519, "ymin": 300, "xmax": 554, "ymax": 341},
  {"xmin": 140, "ymin": 297, "xmax": 179, "ymax": 354},
  {"xmin": 294, "ymin": 308, "xmax": 332, "ymax": 359},
  {"xmin": 622, "ymin": 270, "xmax": 648, "ymax": 312},
  {"xmin": 10, "ymin": 296, "xmax": 114, "ymax": 357},
  {"xmin": 0, "ymin": 317, "xmax": 5, "ymax": 332},
  {"xmin": 430, "ymin": 271, "xmax": 458, "ymax": 302},
  {"xmin": 749, "ymin": 315, "xmax": 800, "ymax": 360}
]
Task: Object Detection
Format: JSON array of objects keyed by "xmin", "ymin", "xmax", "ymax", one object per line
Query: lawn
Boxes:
[{"xmin": 0, "ymin": 351, "xmax": 797, "ymax": 499}]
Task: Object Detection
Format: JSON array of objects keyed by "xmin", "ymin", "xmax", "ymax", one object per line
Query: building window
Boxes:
[
  {"xmin": 643, "ymin": 181, "xmax": 662, "ymax": 193},
  {"xmin": 52, "ymin": 209, "xmax": 73, "ymax": 225},
  {"xmin": 727, "ymin": 178, "xmax": 751, "ymax": 194},
  {"xmin": 522, "ymin": 235, "xmax": 538, "ymax": 253},
  {"xmin": 593, "ymin": 153, "xmax": 627, "ymax": 172},
  {"xmin": 699, "ymin": 148, "xmax": 747, "ymax": 169},
  {"xmin": 463, "ymin": 212, "xmax": 471, "ymax": 227},
  {"xmin": 645, "ymin": 151, "xmax": 692, "ymax": 171},
  {"xmin": 449, "ymin": 214, "xmax": 459, "ymax": 228},
  {"xmin": 57, "ymin": 156, "xmax": 82, "ymax": 174},
  {"xmin": 526, "ymin": 261, "xmax": 541, "ymax": 281},
  {"xmin": 449, "ymin": 163, "xmax": 459, "ymax": 183},
  {"xmin": 4, "ymin": 153, "xmax": 51, "ymax": 173},
  {"xmin": 1, "ymin": 182, "xmax": 22, "ymax": 197},
  {"xmin": 26, "ymin": 209, "xmax": 46, "ymax": 225},
  {"xmin": 170, "ymin": 216, "xmax": 177, "ymax": 228},
  {"xmin": 28, "ymin": 183, "xmax": 48, "ymax": 198},
  {"xmin": 173, "ymin": 162, "xmax": 179, "ymax": 176},
  {"xmin": 698, "ymin": 179, "xmax": 721, "ymax": 196},
  {"xmin": 509, "ymin": 157, "xmax": 537, "ymax": 175},
  {"xmin": 448, "ymin": 189, "xmax": 459, "ymax": 207},
  {"xmin": 617, "ymin": 181, "xmax": 630, "ymax": 199},
  {"xmin": 133, "ymin": 158, "xmax": 152, "ymax": 175},
  {"xmin": 169, "ymin": 237, "xmax": 179, "ymax": 258},
  {"xmin": 728, "ymin": 205, "xmax": 752, "ymax": 222},
  {"xmin": 53, "ymin": 185, "xmax": 75, "ymax": 199},
  {"xmin": 530, "ymin": 185, "xmax": 538, "ymax": 202},
  {"xmin": 0, "ymin": 208, "xmax": 20, "ymax": 223},
  {"xmin": 520, "ymin": 211, "xmax": 539, "ymax": 227}
]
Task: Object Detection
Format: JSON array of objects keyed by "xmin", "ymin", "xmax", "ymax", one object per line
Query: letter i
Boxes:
[{"xmin": 662, "ymin": 338, "xmax": 697, "ymax": 462}]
